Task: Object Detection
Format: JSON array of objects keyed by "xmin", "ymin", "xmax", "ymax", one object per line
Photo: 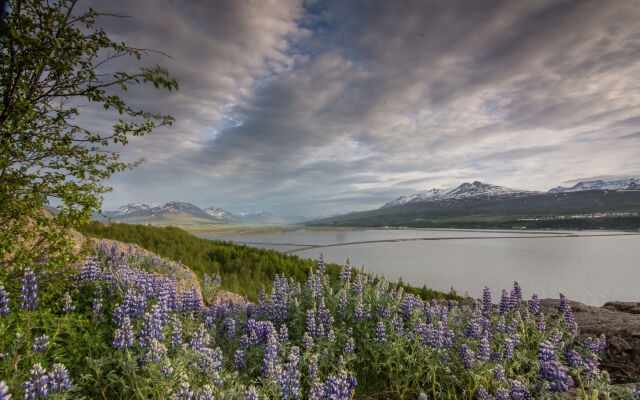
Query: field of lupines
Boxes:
[{"xmin": 1, "ymin": 242, "xmax": 638, "ymax": 399}]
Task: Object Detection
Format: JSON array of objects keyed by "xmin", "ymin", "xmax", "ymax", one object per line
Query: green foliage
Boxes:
[
  {"xmin": 0, "ymin": 249, "xmax": 634, "ymax": 399},
  {"xmin": 77, "ymin": 222, "xmax": 458, "ymax": 302},
  {"xmin": 0, "ymin": 0, "xmax": 178, "ymax": 268}
]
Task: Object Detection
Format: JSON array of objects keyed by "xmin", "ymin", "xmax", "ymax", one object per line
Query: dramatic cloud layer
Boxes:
[{"xmin": 85, "ymin": 0, "xmax": 640, "ymax": 216}]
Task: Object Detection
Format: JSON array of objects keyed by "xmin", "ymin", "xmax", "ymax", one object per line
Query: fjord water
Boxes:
[{"xmin": 208, "ymin": 229, "xmax": 640, "ymax": 306}]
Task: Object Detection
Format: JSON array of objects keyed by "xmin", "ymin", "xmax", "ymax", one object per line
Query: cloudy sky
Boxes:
[{"xmin": 85, "ymin": 0, "xmax": 640, "ymax": 216}]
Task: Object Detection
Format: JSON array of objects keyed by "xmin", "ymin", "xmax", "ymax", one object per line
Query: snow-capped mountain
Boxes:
[
  {"xmin": 549, "ymin": 178, "xmax": 640, "ymax": 193},
  {"xmin": 381, "ymin": 181, "xmax": 539, "ymax": 208},
  {"xmin": 104, "ymin": 202, "xmax": 229, "ymax": 221},
  {"xmin": 102, "ymin": 202, "xmax": 290, "ymax": 224},
  {"xmin": 103, "ymin": 202, "xmax": 159, "ymax": 219},
  {"xmin": 204, "ymin": 207, "xmax": 239, "ymax": 221}
]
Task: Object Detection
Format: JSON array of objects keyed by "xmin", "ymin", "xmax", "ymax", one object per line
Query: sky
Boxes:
[{"xmin": 83, "ymin": 0, "xmax": 640, "ymax": 217}]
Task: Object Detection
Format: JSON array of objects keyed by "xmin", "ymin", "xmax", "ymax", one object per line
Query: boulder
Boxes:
[{"xmin": 539, "ymin": 298, "xmax": 640, "ymax": 384}]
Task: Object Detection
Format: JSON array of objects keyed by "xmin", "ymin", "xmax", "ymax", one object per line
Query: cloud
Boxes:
[{"xmin": 78, "ymin": 0, "xmax": 640, "ymax": 215}]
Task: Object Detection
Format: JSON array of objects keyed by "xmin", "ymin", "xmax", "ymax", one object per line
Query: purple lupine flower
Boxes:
[
  {"xmin": 302, "ymin": 332, "xmax": 314, "ymax": 350},
  {"xmin": 19, "ymin": 267, "xmax": 38, "ymax": 311},
  {"xmin": 460, "ymin": 344, "xmax": 475, "ymax": 369},
  {"xmin": 308, "ymin": 354, "xmax": 319, "ymax": 382},
  {"xmin": 239, "ymin": 334, "xmax": 250, "ymax": 350},
  {"xmin": 538, "ymin": 340, "xmax": 556, "ymax": 361},
  {"xmin": 279, "ymin": 346, "xmax": 301, "ymax": 399},
  {"xmin": 583, "ymin": 334, "xmax": 606, "ymax": 353},
  {"xmin": 263, "ymin": 332, "xmax": 280, "ymax": 379},
  {"xmin": 494, "ymin": 364, "xmax": 505, "ymax": 381},
  {"xmin": 327, "ymin": 329, "xmax": 336, "ymax": 342},
  {"xmin": 510, "ymin": 282, "xmax": 522, "ymax": 309},
  {"xmin": 171, "ymin": 316, "xmax": 183, "ymax": 349},
  {"xmin": 540, "ymin": 361, "xmax": 574, "ymax": 392},
  {"xmin": 121, "ymin": 316, "xmax": 135, "ymax": 349},
  {"xmin": 482, "ymin": 287, "xmax": 492, "ymax": 315},
  {"xmin": 280, "ymin": 325, "xmax": 289, "ymax": 343},
  {"xmin": 31, "ymin": 335, "xmax": 49, "ymax": 352},
  {"xmin": 244, "ymin": 386, "xmax": 259, "ymax": 400},
  {"xmin": 528, "ymin": 294, "xmax": 540, "ymax": 315},
  {"xmin": 161, "ymin": 359, "xmax": 174, "ymax": 375},
  {"xmin": 344, "ymin": 337, "xmax": 355, "ymax": 355},
  {"xmin": 585, "ymin": 352, "xmax": 600, "ymax": 378},
  {"xmin": 0, "ymin": 380, "xmax": 11, "ymax": 400},
  {"xmin": 566, "ymin": 349, "xmax": 584, "ymax": 367},
  {"xmin": 92, "ymin": 289, "xmax": 103, "ymax": 322},
  {"xmin": 503, "ymin": 338, "xmax": 515, "ymax": 360},
  {"xmin": 475, "ymin": 384, "xmax": 490, "ymax": 400},
  {"xmin": 175, "ymin": 382, "xmax": 194, "ymax": 400},
  {"xmin": 337, "ymin": 291, "xmax": 348, "ymax": 318},
  {"xmin": 509, "ymin": 380, "xmax": 531, "ymax": 399},
  {"xmin": 189, "ymin": 324, "xmax": 210, "ymax": 352},
  {"xmin": 144, "ymin": 339, "xmax": 167, "ymax": 363},
  {"xmin": 223, "ymin": 317, "xmax": 236, "ymax": 339},
  {"xmin": 465, "ymin": 320, "xmax": 483, "ymax": 339},
  {"xmin": 0, "ymin": 286, "xmax": 10, "ymax": 315},
  {"xmin": 559, "ymin": 293, "xmax": 579, "ymax": 335},
  {"xmin": 60, "ymin": 292, "xmax": 75, "ymax": 313},
  {"xmin": 317, "ymin": 253, "xmax": 326, "ymax": 275},
  {"xmin": 139, "ymin": 305, "xmax": 164, "ymax": 348},
  {"xmin": 339, "ymin": 259, "xmax": 352, "ymax": 282},
  {"xmin": 316, "ymin": 322, "xmax": 325, "ymax": 338},
  {"xmin": 112, "ymin": 304, "xmax": 124, "ymax": 327},
  {"xmin": 196, "ymin": 385, "xmax": 214, "ymax": 400},
  {"xmin": 499, "ymin": 290, "xmax": 510, "ymax": 315},
  {"xmin": 234, "ymin": 349, "xmax": 244, "ymax": 371},
  {"xmin": 477, "ymin": 337, "xmax": 490, "ymax": 362},
  {"xmin": 306, "ymin": 310, "xmax": 316, "ymax": 336},
  {"xmin": 23, "ymin": 363, "xmax": 49, "ymax": 399},
  {"xmin": 198, "ymin": 347, "xmax": 223, "ymax": 382},
  {"xmin": 308, "ymin": 381, "xmax": 324, "ymax": 400},
  {"xmin": 418, "ymin": 394, "xmax": 428, "ymax": 400},
  {"xmin": 323, "ymin": 370, "xmax": 356, "ymax": 400},
  {"xmin": 48, "ymin": 363, "xmax": 72, "ymax": 392},
  {"xmin": 536, "ymin": 313, "xmax": 546, "ymax": 333},
  {"xmin": 495, "ymin": 388, "xmax": 509, "ymax": 400},
  {"xmin": 375, "ymin": 321, "xmax": 386, "ymax": 344}
]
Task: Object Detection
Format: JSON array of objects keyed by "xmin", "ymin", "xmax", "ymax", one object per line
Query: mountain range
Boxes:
[
  {"xmin": 100, "ymin": 201, "xmax": 293, "ymax": 225},
  {"xmin": 306, "ymin": 178, "xmax": 640, "ymax": 228}
]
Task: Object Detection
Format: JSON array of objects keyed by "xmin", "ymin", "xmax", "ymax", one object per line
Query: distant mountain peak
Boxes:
[
  {"xmin": 549, "ymin": 177, "xmax": 640, "ymax": 193},
  {"xmin": 381, "ymin": 181, "xmax": 538, "ymax": 208}
]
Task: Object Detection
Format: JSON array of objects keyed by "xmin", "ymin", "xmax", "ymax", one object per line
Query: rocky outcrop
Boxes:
[{"xmin": 539, "ymin": 299, "xmax": 640, "ymax": 384}]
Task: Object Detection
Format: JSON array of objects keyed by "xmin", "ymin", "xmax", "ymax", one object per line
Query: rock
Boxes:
[
  {"xmin": 214, "ymin": 290, "xmax": 246, "ymax": 305},
  {"xmin": 539, "ymin": 298, "xmax": 640, "ymax": 384}
]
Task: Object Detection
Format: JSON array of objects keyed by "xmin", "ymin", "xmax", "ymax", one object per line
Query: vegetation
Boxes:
[
  {"xmin": 0, "ymin": 0, "xmax": 177, "ymax": 268},
  {"xmin": 1, "ymin": 244, "xmax": 635, "ymax": 399},
  {"xmin": 77, "ymin": 222, "xmax": 457, "ymax": 302}
]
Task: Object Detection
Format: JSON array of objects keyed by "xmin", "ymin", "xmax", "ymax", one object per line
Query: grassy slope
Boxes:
[{"xmin": 77, "ymin": 222, "xmax": 459, "ymax": 301}]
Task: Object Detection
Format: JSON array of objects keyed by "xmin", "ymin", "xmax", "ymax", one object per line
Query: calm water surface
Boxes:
[{"xmin": 205, "ymin": 229, "xmax": 640, "ymax": 306}]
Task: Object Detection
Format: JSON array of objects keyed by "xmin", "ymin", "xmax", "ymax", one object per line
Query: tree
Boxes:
[{"xmin": 0, "ymin": 0, "xmax": 178, "ymax": 268}]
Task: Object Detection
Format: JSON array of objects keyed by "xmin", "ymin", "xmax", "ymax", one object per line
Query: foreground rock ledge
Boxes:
[{"xmin": 539, "ymin": 299, "xmax": 640, "ymax": 384}]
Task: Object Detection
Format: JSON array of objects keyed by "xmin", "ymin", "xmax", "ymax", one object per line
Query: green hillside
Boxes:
[{"xmin": 77, "ymin": 222, "xmax": 458, "ymax": 301}]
